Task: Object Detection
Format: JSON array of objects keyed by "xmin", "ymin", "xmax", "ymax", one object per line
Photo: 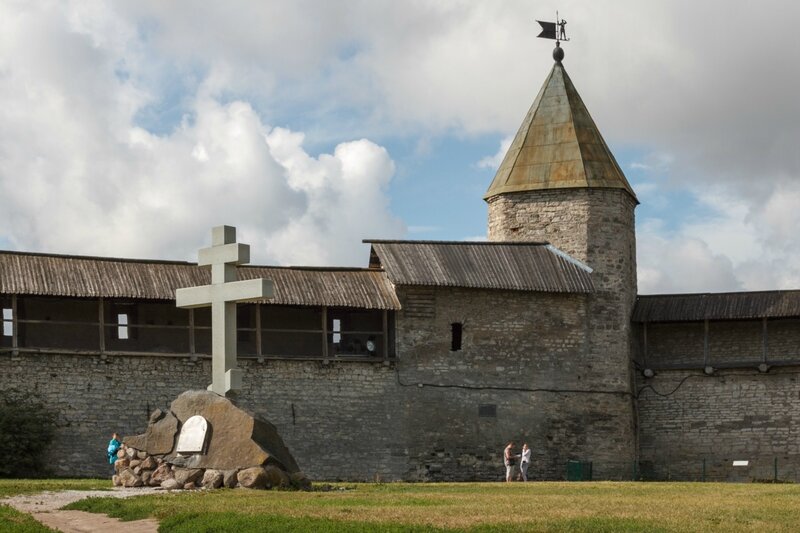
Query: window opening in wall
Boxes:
[
  {"xmin": 327, "ymin": 309, "xmax": 385, "ymax": 357},
  {"xmin": 2, "ymin": 308, "xmax": 11, "ymax": 337},
  {"xmin": 117, "ymin": 313, "xmax": 129, "ymax": 340},
  {"xmin": 451, "ymin": 322, "xmax": 463, "ymax": 351},
  {"xmin": 478, "ymin": 404, "xmax": 497, "ymax": 418}
]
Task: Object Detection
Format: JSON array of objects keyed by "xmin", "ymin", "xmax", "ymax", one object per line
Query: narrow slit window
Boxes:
[
  {"xmin": 117, "ymin": 313, "xmax": 129, "ymax": 340},
  {"xmin": 451, "ymin": 322, "xmax": 462, "ymax": 351},
  {"xmin": 332, "ymin": 318, "xmax": 341, "ymax": 344},
  {"xmin": 2, "ymin": 308, "xmax": 12, "ymax": 337}
]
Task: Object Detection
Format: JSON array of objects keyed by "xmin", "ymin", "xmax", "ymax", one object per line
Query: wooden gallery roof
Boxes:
[
  {"xmin": 633, "ymin": 290, "xmax": 800, "ymax": 322},
  {"xmin": 1, "ymin": 241, "xmax": 596, "ymax": 311},
  {"xmin": 0, "ymin": 251, "xmax": 401, "ymax": 310},
  {"xmin": 366, "ymin": 241, "xmax": 595, "ymax": 293}
]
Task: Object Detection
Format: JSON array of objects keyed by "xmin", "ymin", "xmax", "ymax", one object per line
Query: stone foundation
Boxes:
[{"xmin": 111, "ymin": 445, "xmax": 309, "ymax": 490}]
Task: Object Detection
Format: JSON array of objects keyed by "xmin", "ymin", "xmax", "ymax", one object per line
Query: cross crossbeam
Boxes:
[{"xmin": 176, "ymin": 226, "xmax": 273, "ymax": 396}]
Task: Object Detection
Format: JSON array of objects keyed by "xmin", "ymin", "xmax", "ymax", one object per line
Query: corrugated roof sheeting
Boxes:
[
  {"xmin": 0, "ymin": 252, "xmax": 400, "ymax": 310},
  {"xmin": 483, "ymin": 63, "xmax": 637, "ymax": 202},
  {"xmin": 633, "ymin": 291, "xmax": 800, "ymax": 322},
  {"xmin": 367, "ymin": 241, "xmax": 594, "ymax": 293}
]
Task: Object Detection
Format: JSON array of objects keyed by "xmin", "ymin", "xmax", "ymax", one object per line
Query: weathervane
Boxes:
[{"xmin": 536, "ymin": 11, "xmax": 569, "ymax": 62}]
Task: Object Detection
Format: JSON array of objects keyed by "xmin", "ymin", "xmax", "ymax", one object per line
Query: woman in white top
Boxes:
[{"xmin": 519, "ymin": 443, "xmax": 531, "ymax": 481}]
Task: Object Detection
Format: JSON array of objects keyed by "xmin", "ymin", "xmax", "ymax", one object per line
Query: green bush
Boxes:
[{"xmin": 0, "ymin": 389, "xmax": 56, "ymax": 478}]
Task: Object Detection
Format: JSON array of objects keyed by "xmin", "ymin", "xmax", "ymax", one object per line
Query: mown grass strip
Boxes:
[
  {"xmin": 0, "ymin": 479, "xmax": 111, "ymax": 498},
  {"xmin": 38, "ymin": 481, "xmax": 800, "ymax": 532},
  {"xmin": 159, "ymin": 512, "xmax": 450, "ymax": 533},
  {"xmin": 0, "ymin": 504, "xmax": 57, "ymax": 533}
]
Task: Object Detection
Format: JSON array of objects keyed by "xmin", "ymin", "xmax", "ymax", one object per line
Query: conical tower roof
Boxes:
[{"xmin": 484, "ymin": 60, "xmax": 637, "ymax": 202}]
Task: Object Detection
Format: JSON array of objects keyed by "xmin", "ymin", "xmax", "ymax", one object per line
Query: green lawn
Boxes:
[
  {"xmin": 0, "ymin": 479, "xmax": 110, "ymax": 532},
  {"xmin": 0, "ymin": 478, "xmax": 111, "ymax": 498},
  {"xmin": 0, "ymin": 505, "xmax": 57, "ymax": 533},
  {"xmin": 4, "ymin": 480, "xmax": 800, "ymax": 532}
]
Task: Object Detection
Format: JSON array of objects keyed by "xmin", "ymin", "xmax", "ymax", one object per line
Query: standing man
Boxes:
[
  {"xmin": 503, "ymin": 442, "xmax": 516, "ymax": 482},
  {"xmin": 519, "ymin": 443, "xmax": 531, "ymax": 481}
]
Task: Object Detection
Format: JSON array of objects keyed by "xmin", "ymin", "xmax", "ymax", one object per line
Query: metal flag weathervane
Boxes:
[
  {"xmin": 536, "ymin": 11, "xmax": 569, "ymax": 61},
  {"xmin": 536, "ymin": 11, "xmax": 568, "ymax": 42}
]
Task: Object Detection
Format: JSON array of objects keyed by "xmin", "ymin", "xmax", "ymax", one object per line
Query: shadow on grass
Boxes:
[
  {"xmin": 535, "ymin": 517, "xmax": 670, "ymax": 533},
  {"xmin": 157, "ymin": 512, "xmax": 670, "ymax": 533},
  {"xmin": 159, "ymin": 512, "xmax": 449, "ymax": 532}
]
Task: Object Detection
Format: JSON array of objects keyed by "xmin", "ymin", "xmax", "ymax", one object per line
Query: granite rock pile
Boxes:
[{"xmin": 113, "ymin": 390, "xmax": 311, "ymax": 491}]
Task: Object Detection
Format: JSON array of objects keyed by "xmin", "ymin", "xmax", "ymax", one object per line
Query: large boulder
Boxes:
[
  {"xmin": 263, "ymin": 465, "xmax": 291, "ymax": 489},
  {"xmin": 237, "ymin": 467, "xmax": 267, "ymax": 489},
  {"xmin": 124, "ymin": 409, "xmax": 179, "ymax": 455},
  {"xmin": 161, "ymin": 478, "xmax": 181, "ymax": 490},
  {"xmin": 166, "ymin": 390, "xmax": 300, "ymax": 472},
  {"xmin": 202, "ymin": 469, "xmax": 224, "ymax": 489},
  {"xmin": 222, "ymin": 470, "xmax": 239, "ymax": 488},
  {"xmin": 173, "ymin": 467, "xmax": 203, "ymax": 486},
  {"xmin": 118, "ymin": 390, "xmax": 305, "ymax": 490},
  {"xmin": 290, "ymin": 471, "xmax": 312, "ymax": 491},
  {"xmin": 150, "ymin": 463, "xmax": 173, "ymax": 485},
  {"xmin": 118, "ymin": 469, "xmax": 143, "ymax": 488},
  {"xmin": 114, "ymin": 458, "xmax": 129, "ymax": 474}
]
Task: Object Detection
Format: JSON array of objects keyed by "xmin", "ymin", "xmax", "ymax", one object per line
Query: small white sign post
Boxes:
[{"xmin": 176, "ymin": 226, "xmax": 273, "ymax": 396}]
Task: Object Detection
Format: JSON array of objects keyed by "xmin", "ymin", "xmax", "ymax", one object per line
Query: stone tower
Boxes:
[{"xmin": 484, "ymin": 48, "xmax": 639, "ymax": 474}]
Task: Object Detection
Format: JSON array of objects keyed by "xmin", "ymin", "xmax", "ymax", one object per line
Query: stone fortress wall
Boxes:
[
  {"xmin": 633, "ymin": 318, "xmax": 800, "ymax": 481},
  {"xmin": 2, "ymin": 284, "xmax": 635, "ymax": 481},
  {"xmin": 0, "ymin": 352, "xmax": 400, "ymax": 480},
  {"xmin": 6, "ymin": 298, "xmax": 800, "ymax": 481},
  {"xmin": 487, "ymin": 187, "xmax": 639, "ymax": 476},
  {"xmin": 394, "ymin": 286, "xmax": 635, "ymax": 480}
]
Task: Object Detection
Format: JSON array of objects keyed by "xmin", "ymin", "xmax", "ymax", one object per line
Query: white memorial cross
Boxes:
[{"xmin": 176, "ymin": 226, "xmax": 273, "ymax": 396}]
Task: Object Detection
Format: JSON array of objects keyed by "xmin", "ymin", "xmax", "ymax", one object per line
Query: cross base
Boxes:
[{"xmin": 207, "ymin": 368, "xmax": 243, "ymax": 396}]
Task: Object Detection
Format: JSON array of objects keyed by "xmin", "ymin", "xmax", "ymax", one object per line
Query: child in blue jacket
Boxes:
[{"xmin": 107, "ymin": 433, "xmax": 122, "ymax": 475}]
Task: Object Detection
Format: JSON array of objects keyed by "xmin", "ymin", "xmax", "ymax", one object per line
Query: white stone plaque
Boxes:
[{"xmin": 176, "ymin": 415, "xmax": 208, "ymax": 454}]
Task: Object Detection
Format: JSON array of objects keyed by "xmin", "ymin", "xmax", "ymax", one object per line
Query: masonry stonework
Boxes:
[
  {"xmin": 394, "ymin": 286, "xmax": 634, "ymax": 480},
  {"xmin": 632, "ymin": 319, "xmax": 800, "ymax": 480},
  {"xmin": 0, "ymin": 282, "xmax": 637, "ymax": 481},
  {"xmin": 486, "ymin": 187, "xmax": 639, "ymax": 476},
  {"xmin": 636, "ymin": 369, "xmax": 800, "ymax": 481},
  {"xmin": 0, "ymin": 353, "xmax": 403, "ymax": 480}
]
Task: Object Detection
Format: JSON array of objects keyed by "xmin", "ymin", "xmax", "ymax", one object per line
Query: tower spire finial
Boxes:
[
  {"xmin": 553, "ymin": 41, "xmax": 564, "ymax": 63},
  {"xmin": 536, "ymin": 12, "xmax": 569, "ymax": 63}
]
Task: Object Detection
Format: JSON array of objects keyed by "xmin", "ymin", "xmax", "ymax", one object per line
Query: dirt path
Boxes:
[{"xmin": 1, "ymin": 488, "xmax": 160, "ymax": 533}]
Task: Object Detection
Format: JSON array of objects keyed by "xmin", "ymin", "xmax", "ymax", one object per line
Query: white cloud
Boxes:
[
  {"xmin": 637, "ymin": 219, "xmax": 742, "ymax": 294},
  {"xmin": 0, "ymin": 0, "xmax": 797, "ymax": 291},
  {"xmin": 0, "ymin": 2, "xmax": 404, "ymax": 266},
  {"xmin": 478, "ymin": 136, "xmax": 513, "ymax": 170},
  {"xmin": 637, "ymin": 182, "xmax": 800, "ymax": 293},
  {"xmin": 262, "ymin": 130, "xmax": 404, "ymax": 265}
]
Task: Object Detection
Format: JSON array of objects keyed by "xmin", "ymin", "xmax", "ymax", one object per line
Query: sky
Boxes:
[{"xmin": 0, "ymin": 0, "xmax": 798, "ymax": 294}]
